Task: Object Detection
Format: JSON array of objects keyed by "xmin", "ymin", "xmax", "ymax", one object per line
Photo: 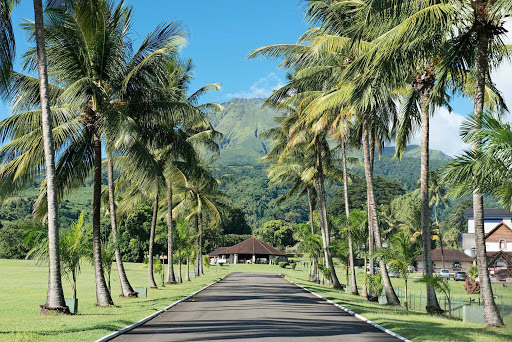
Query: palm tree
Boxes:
[
  {"xmin": 331, "ymin": 116, "xmax": 359, "ymax": 295},
  {"xmin": 174, "ymin": 167, "xmax": 226, "ymax": 277},
  {"xmin": 443, "ymin": 111, "xmax": 512, "ymax": 325},
  {"xmin": 375, "ymin": 232, "xmax": 420, "ymax": 310},
  {"xmin": 60, "ymin": 213, "xmax": 88, "ymax": 300},
  {"xmin": 353, "ymin": 0, "xmax": 510, "ymax": 325},
  {"xmin": 0, "ymin": 0, "xmax": 187, "ymax": 306},
  {"xmin": 33, "ymin": 0, "xmax": 67, "ymax": 313}
]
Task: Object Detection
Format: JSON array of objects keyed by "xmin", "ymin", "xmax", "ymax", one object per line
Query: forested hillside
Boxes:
[
  {"xmin": 206, "ymin": 98, "xmax": 453, "ymax": 228},
  {"xmin": 0, "ymin": 98, "xmax": 454, "ymax": 235}
]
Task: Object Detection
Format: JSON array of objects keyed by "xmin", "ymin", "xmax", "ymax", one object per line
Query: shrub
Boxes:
[
  {"xmin": 279, "ymin": 261, "xmax": 289, "ymax": 268},
  {"xmin": 465, "ymin": 278, "xmax": 480, "ymax": 294},
  {"xmin": 290, "ymin": 262, "xmax": 297, "ymax": 270}
]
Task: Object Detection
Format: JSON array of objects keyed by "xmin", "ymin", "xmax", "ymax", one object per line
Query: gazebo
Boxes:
[{"xmin": 208, "ymin": 236, "xmax": 287, "ymax": 265}]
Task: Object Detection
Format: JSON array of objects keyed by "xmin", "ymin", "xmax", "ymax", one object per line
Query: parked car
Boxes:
[
  {"xmin": 438, "ymin": 269, "xmax": 450, "ymax": 279},
  {"xmin": 389, "ymin": 270, "xmax": 400, "ymax": 278},
  {"xmin": 453, "ymin": 271, "xmax": 467, "ymax": 281}
]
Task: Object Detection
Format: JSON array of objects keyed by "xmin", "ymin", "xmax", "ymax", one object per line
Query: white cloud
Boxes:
[
  {"xmin": 226, "ymin": 73, "xmax": 285, "ymax": 99},
  {"xmin": 408, "ymin": 108, "xmax": 469, "ymax": 157}
]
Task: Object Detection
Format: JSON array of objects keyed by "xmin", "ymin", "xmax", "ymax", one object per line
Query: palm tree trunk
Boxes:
[
  {"xmin": 166, "ymin": 183, "xmax": 176, "ymax": 284},
  {"xmin": 107, "ymin": 153, "xmax": 136, "ymax": 297},
  {"xmin": 92, "ymin": 133, "xmax": 113, "ymax": 306},
  {"xmin": 473, "ymin": 29, "xmax": 503, "ymax": 327},
  {"xmin": 362, "ymin": 254, "xmax": 368, "ymax": 298},
  {"xmin": 420, "ymin": 87, "xmax": 441, "ymax": 313},
  {"xmin": 199, "ymin": 213, "xmax": 204, "ymax": 275},
  {"xmin": 72, "ymin": 271, "xmax": 77, "ymax": 300},
  {"xmin": 185, "ymin": 254, "xmax": 190, "ymax": 281},
  {"xmin": 195, "ymin": 215, "xmax": 200, "ymax": 277},
  {"xmin": 362, "ymin": 118, "xmax": 400, "ymax": 305},
  {"xmin": 314, "ymin": 140, "xmax": 342, "ymax": 289},
  {"xmin": 367, "ymin": 137, "xmax": 375, "ymax": 280},
  {"xmin": 33, "ymin": 0, "xmax": 68, "ymax": 314},
  {"xmin": 148, "ymin": 192, "xmax": 159, "ymax": 288},
  {"xmin": 306, "ymin": 186, "xmax": 315, "ymax": 235},
  {"xmin": 178, "ymin": 253, "xmax": 182, "ymax": 283},
  {"xmin": 435, "ymin": 207, "xmax": 445, "ymax": 269},
  {"xmin": 404, "ymin": 278, "xmax": 408, "ymax": 311},
  {"xmin": 341, "ymin": 141, "xmax": 359, "ymax": 295}
]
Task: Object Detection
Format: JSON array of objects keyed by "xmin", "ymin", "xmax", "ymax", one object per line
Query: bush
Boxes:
[
  {"xmin": 279, "ymin": 262, "xmax": 289, "ymax": 268},
  {"xmin": 465, "ymin": 278, "xmax": 480, "ymax": 294},
  {"xmin": 290, "ymin": 262, "xmax": 297, "ymax": 270}
]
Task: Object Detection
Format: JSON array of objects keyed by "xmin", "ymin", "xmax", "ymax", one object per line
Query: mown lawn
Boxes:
[
  {"xmin": 1, "ymin": 259, "xmax": 511, "ymax": 342},
  {"xmin": 0, "ymin": 259, "xmax": 229, "ymax": 342}
]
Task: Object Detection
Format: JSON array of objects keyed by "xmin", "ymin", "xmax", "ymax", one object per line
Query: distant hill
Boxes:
[
  {"xmin": 210, "ymin": 98, "xmax": 277, "ymax": 165},
  {"xmin": 212, "ymin": 98, "xmax": 453, "ymax": 191}
]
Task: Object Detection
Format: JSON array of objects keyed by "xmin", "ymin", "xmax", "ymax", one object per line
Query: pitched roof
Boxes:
[
  {"xmin": 416, "ymin": 248, "xmax": 474, "ymax": 262},
  {"xmin": 464, "ymin": 208, "xmax": 512, "ymax": 216},
  {"xmin": 484, "ymin": 222, "xmax": 512, "ymax": 239},
  {"xmin": 208, "ymin": 247, "xmax": 229, "ymax": 257},
  {"xmin": 221, "ymin": 236, "xmax": 286, "ymax": 256},
  {"xmin": 486, "ymin": 251, "xmax": 512, "ymax": 266}
]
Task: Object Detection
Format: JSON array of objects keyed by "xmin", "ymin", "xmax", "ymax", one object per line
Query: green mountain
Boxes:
[
  {"xmin": 206, "ymin": 98, "xmax": 454, "ymax": 229},
  {"xmin": 212, "ymin": 98, "xmax": 452, "ymax": 191},
  {"xmin": 210, "ymin": 98, "xmax": 276, "ymax": 165}
]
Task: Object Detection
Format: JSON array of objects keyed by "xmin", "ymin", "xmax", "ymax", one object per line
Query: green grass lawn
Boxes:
[
  {"xmin": 0, "ymin": 259, "xmax": 229, "ymax": 342},
  {"xmin": 1, "ymin": 259, "xmax": 511, "ymax": 342}
]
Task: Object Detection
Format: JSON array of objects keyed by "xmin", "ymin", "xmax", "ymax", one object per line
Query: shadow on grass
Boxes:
[{"xmin": 0, "ymin": 319, "xmax": 133, "ymax": 337}]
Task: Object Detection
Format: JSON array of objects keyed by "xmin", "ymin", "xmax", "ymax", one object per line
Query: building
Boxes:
[
  {"xmin": 208, "ymin": 236, "xmax": 287, "ymax": 265},
  {"xmin": 463, "ymin": 208, "xmax": 512, "ymax": 257},
  {"xmin": 416, "ymin": 248, "xmax": 474, "ymax": 273},
  {"xmin": 463, "ymin": 209, "xmax": 512, "ymax": 280}
]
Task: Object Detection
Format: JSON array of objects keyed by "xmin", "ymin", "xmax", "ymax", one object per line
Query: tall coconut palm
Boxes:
[
  {"xmin": 33, "ymin": 0, "xmax": 68, "ymax": 312},
  {"xmin": 173, "ymin": 166, "xmax": 226, "ymax": 277},
  {"xmin": 0, "ymin": 0, "xmax": 187, "ymax": 306},
  {"xmin": 353, "ymin": 0, "xmax": 510, "ymax": 325},
  {"xmin": 331, "ymin": 117, "xmax": 359, "ymax": 295},
  {"xmin": 0, "ymin": 0, "xmax": 69, "ymax": 312}
]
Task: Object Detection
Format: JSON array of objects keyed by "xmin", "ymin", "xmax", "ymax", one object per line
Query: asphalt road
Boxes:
[{"xmin": 110, "ymin": 273, "xmax": 400, "ymax": 342}]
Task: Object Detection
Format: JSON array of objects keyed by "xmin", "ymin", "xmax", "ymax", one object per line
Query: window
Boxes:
[
  {"xmin": 454, "ymin": 262, "xmax": 460, "ymax": 269},
  {"xmin": 499, "ymin": 240, "xmax": 506, "ymax": 250}
]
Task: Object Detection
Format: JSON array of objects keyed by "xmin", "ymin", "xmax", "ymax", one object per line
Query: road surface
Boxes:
[{"xmin": 110, "ymin": 273, "xmax": 399, "ymax": 341}]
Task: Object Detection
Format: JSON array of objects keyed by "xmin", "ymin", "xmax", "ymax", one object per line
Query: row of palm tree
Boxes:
[
  {"xmin": 0, "ymin": 0, "xmax": 226, "ymax": 312},
  {"xmin": 251, "ymin": 0, "xmax": 510, "ymax": 326}
]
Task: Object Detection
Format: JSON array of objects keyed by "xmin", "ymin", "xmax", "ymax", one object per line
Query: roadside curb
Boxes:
[
  {"xmin": 94, "ymin": 274, "xmax": 229, "ymax": 342},
  {"xmin": 289, "ymin": 279, "xmax": 412, "ymax": 342}
]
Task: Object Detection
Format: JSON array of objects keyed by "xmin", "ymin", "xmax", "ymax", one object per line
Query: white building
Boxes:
[{"xmin": 463, "ymin": 209, "xmax": 512, "ymax": 257}]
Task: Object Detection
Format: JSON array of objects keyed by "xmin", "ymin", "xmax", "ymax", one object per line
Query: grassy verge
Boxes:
[
  {"xmin": 0, "ymin": 259, "xmax": 229, "ymax": 342},
  {"xmin": 1, "ymin": 260, "xmax": 511, "ymax": 342}
]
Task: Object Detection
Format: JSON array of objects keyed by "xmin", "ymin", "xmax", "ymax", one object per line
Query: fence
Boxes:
[{"xmin": 393, "ymin": 287, "xmax": 504, "ymax": 320}]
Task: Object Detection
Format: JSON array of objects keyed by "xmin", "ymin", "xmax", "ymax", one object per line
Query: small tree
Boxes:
[
  {"xmin": 60, "ymin": 213, "xmax": 88, "ymax": 299},
  {"xmin": 465, "ymin": 265, "xmax": 480, "ymax": 294},
  {"xmin": 26, "ymin": 213, "xmax": 88, "ymax": 300},
  {"xmin": 375, "ymin": 232, "xmax": 418, "ymax": 309},
  {"xmin": 417, "ymin": 275, "xmax": 451, "ymax": 318}
]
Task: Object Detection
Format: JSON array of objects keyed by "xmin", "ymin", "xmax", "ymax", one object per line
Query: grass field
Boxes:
[
  {"xmin": 1, "ymin": 259, "xmax": 512, "ymax": 342},
  {"xmin": 0, "ymin": 259, "xmax": 229, "ymax": 342}
]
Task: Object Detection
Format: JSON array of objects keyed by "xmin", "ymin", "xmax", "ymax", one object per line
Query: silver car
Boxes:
[{"xmin": 438, "ymin": 269, "xmax": 450, "ymax": 279}]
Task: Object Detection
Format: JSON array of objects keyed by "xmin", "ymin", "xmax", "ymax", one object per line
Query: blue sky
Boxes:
[{"xmin": 1, "ymin": 0, "xmax": 509, "ymax": 156}]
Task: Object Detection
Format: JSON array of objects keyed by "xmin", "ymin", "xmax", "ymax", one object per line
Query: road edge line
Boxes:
[
  {"xmin": 94, "ymin": 274, "xmax": 229, "ymax": 342},
  {"xmin": 289, "ymin": 280, "xmax": 412, "ymax": 342}
]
